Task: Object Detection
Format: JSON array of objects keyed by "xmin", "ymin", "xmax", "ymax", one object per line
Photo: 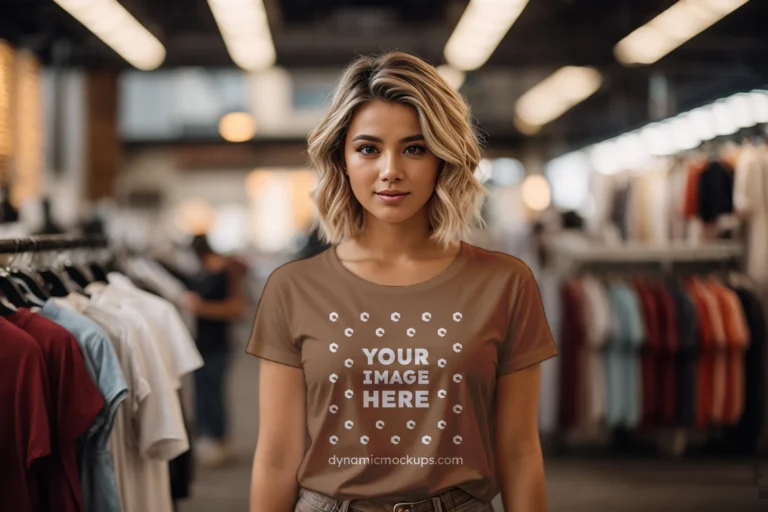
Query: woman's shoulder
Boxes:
[
  {"xmin": 462, "ymin": 242, "xmax": 535, "ymax": 279},
  {"xmin": 263, "ymin": 247, "xmax": 334, "ymax": 288}
]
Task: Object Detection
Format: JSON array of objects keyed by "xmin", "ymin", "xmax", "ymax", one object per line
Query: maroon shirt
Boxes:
[
  {"xmin": 7, "ymin": 309, "xmax": 104, "ymax": 512},
  {"xmin": 0, "ymin": 318, "xmax": 51, "ymax": 512}
]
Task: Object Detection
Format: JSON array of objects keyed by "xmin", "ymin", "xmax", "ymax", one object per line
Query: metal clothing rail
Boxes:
[{"xmin": 0, "ymin": 235, "xmax": 109, "ymax": 254}]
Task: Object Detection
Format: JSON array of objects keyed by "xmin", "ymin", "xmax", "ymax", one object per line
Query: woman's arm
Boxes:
[
  {"xmin": 496, "ymin": 363, "xmax": 547, "ymax": 512},
  {"xmin": 250, "ymin": 359, "xmax": 307, "ymax": 512}
]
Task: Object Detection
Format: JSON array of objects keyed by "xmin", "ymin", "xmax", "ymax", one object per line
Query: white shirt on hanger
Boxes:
[{"xmin": 56, "ymin": 293, "xmax": 187, "ymax": 512}]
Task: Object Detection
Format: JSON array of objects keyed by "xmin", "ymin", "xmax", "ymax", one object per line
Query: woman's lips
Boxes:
[{"xmin": 375, "ymin": 191, "xmax": 409, "ymax": 204}]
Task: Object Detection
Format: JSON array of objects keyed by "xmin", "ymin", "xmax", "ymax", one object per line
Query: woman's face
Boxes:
[{"xmin": 343, "ymin": 100, "xmax": 441, "ymax": 227}]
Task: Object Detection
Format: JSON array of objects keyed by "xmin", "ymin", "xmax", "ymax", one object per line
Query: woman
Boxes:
[
  {"xmin": 246, "ymin": 52, "xmax": 558, "ymax": 512},
  {"xmin": 185, "ymin": 234, "xmax": 246, "ymax": 467}
]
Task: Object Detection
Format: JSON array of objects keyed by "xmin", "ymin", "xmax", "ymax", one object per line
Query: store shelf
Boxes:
[{"xmin": 547, "ymin": 232, "xmax": 743, "ymax": 264}]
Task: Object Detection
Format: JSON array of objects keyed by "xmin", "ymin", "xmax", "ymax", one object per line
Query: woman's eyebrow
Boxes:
[{"xmin": 351, "ymin": 134, "xmax": 424, "ymax": 143}]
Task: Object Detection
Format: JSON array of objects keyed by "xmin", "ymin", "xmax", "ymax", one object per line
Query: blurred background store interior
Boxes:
[{"xmin": 2, "ymin": 0, "xmax": 768, "ymax": 510}]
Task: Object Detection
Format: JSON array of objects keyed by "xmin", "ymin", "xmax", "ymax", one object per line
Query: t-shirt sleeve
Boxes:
[
  {"xmin": 19, "ymin": 344, "xmax": 51, "ymax": 467},
  {"xmin": 497, "ymin": 267, "xmax": 558, "ymax": 376},
  {"xmin": 245, "ymin": 271, "xmax": 302, "ymax": 368},
  {"xmin": 59, "ymin": 331, "xmax": 105, "ymax": 442}
]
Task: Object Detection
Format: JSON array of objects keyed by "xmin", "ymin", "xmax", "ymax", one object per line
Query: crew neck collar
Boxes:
[{"xmin": 325, "ymin": 241, "xmax": 469, "ymax": 294}]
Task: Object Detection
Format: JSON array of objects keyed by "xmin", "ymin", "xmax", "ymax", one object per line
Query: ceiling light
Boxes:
[
  {"xmin": 640, "ymin": 122, "xmax": 674, "ymax": 156},
  {"xmin": 219, "ymin": 112, "xmax": 257, "ymax": 142},
  {"xmin": 587, "ymin": 142, "xmax": 621, "ymax": 175},
  {"xmin": 207, "ymin": 0, "xmax": 276, "ymax": 71},
  {"xmin": 749, "ymin": 91, "xmax": 768, "ymax": 123},
  {"xmin": 53, "ymin": 0, "xmax": 165, "ymax": 70},
  {"xmin": 437, "ymin": 64, "xmax": 466, "ymax": 90},
  {"xmin": 444, "ymin": 0, "xmax": 530, "ymax": 71},
  {"xmin": 514, "ymin": 66, "xmax": 603, "ymax": 134},
  {"xmin": 521, "ymin": 174, "xmax": 551, "ymax": 211},
  {"xmin": 686, "ymin": 107, "xmax": 718, "ymax": 141},
  {"xmin": 614, "ymin": 0, "xmax": 751, "ymax": 66}
]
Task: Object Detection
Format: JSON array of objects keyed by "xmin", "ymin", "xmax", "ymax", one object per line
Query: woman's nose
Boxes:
[{"xmin": 379, "ymin": 153, "xmax": 404, "ymax": 182}]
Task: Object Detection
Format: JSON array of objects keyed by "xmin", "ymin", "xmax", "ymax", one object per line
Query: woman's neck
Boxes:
[{"xmin": 349, "ymin": 212, "xmax": 445, "ymax": 260}]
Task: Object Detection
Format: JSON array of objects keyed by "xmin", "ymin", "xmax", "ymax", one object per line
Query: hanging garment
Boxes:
[
  {"xmin": 668, "ymin": 282, "xmax": 699, "ymax": 426},
  {"xmin": 0, "ymin": 318, "xmax": 50, "ymax": 512},
  {"xmin": 605, "ymin": 282, "xmax": 644, "ymax": 428},
  {"xmin": 651, "ymin": 283, "xmax": 679, "ymax": 425},
  {"xmin": 727, "ymin": 287, "xmax": 767, "ymax": 451},
  {"xmin": 708, "ymin": 282, "xmax": 749, "ymax": 425},
  {"xmin": 578, "ymin": 276, "xmax": 612, "ymax": 427},
  {"xmin": 39, "ymin": 302, "xmax": 128, "ymax": 512},
  {"xmin": 632, "ymin": 280, "xmax": 659, "ymax": 428},
  {"xmin": 698, "ymin": 280, "xmax": 728, "ymax": 423},
  {"xmin": 56, "ymin": 292, "xmax": 188, "ymax": 512},
  {"xmin": 733, "ymin": 145, "xmax": 768, "ymax": 286},
  {"xmin": 683, "ymin": 159, "xmax": 708, "ymax": 219},
  {"xmin": 558, "ymin": 279, "xmax": 586, "ymax": 429},
  {"xmin": 697, "ymin": 160, "xmax": 735, "ymax": 224},
  {"xmin": 667, "ymin": 158, "xmax": 690, "ymax": 241},
  {"xmin": 5, "ymin": 309, "xmax": 105, "ymax": 512},
  {"xmin": 686, "ymin": 280, "xmax": 714, "ymax": 427}
]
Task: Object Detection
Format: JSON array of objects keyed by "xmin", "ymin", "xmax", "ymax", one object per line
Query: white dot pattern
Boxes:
[{"xmin": 326, "ymin": 311, "xmax": 464, "ymax": 449}]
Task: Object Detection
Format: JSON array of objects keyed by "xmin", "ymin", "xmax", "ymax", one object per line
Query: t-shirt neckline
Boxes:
[{"xmin": 326, "ymin": 240, "xmax": 469, "ymax": 294}]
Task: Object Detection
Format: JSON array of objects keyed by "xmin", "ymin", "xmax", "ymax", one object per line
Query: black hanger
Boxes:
[
  {"xmin": 0, "ymin": 295, "xmax": 16, "ymax": 316},
  {"xmin": 0, "ymin": 270, "xmax": 31, "ymax": 308},
  {"xmin": 38, "ymin": 268, "xmax": 71, "ymax": 298},
  {"xmin": 9, "ymin": 241, "xmax": 50, "ymax": 304},
  {"xmin": 64, "ymin": 263, "xmax": 91, "ymax": 289},
  {"xmin": 88, "ymin": 261, "xmax": 109, "ymax": 284},
  {"xmin": 10, "ymin": 269, "xmax": 50, "ymax": 303},
  {"xmin": 0, "ymin": 241, "xmax": 34, "ymax": 308}
]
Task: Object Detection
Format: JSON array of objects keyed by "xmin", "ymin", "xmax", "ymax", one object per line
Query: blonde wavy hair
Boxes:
[{"xmin": 307, "ymin": 51, "xmax": 487, "ymax": 248}]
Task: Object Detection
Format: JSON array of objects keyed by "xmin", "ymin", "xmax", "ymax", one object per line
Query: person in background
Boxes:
[
  {"xmin": 297, "ymin": 224, "xmax": 330, "ymax": 260},
  {"xmin": 184, "ymin": 234, "xmax": 247, "ymax": 467}
]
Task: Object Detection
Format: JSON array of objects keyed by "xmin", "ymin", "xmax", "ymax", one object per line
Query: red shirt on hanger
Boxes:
[
  {"xmin": 6, "ymin": 309, "xmax": 104, "ymax": 512},
  {"xmin": 0, "ymin": 318, "xmax": 51, "ymax": 512}
]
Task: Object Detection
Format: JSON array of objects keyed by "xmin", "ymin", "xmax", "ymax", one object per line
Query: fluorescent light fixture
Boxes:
[
  {"xmin": 587, "ymin": 141, "xmax": 621, "ymax": 175},
  {"xmin": 207, "ymin": 0, "xmax": 276, "ymax": 71},
  {"xmin": 549, "ymin": 89, "xmax": 768, "ymax": 177},
  {"xmin": 53, "ymin": 0, "xmax": 165, "ymax": 70},
  {"xmin": 515, "ymin": 66, "xmax": 602, "ymax": 134},
  {"xmin": 444, "ymin": 0, "xmax": 530, "ymax": 71},
  {"xmin": 437, "ymin": 64, "xmax": 466, "ymax": 90},
  {"xmin": 614, "ymin": 0, "xmax": 751, "ymax": 66},
  {"xmin": 640, "ymin": 122, "xmax": 675, "ymax": 156},
  {"xmin": 750, "ymin": 91, "xmax": 768, "ymax": 123}
]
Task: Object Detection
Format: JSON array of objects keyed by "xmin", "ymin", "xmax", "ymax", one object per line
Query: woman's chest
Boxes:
[{"xmin": 297, "ymin": 302, "xmax": 508, "ymax": 395}]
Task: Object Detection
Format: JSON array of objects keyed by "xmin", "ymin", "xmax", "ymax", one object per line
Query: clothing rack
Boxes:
[
  {"xmin": 548, "ymin": 231, "xmax": 744, "ymax": 274},
  {"xmin": 0, "ymin": 234, "xmax": 109, "ymax": 254}
]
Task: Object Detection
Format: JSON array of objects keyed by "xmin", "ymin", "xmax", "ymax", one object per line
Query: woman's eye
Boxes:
[
  {"xmin": 404, "ymin": 145, "xmax": 426, "ymax": 155},
  {"xmin": 357, "ymin": 145, "xmax": 378, "ymax": 155}
]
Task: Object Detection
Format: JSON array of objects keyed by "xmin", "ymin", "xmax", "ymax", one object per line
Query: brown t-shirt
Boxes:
[{"xmin": 246, "ymin": 241, "xmax": 558, "ymax": 502}]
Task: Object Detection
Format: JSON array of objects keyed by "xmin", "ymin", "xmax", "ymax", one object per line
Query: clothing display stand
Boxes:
[
  {"xmin": 0, "ymin": 233, "xmax": 109, "ymax": 253},
  {"xmin": 545, "ymin": 231, "xmax": 756, "ymax": 459}
]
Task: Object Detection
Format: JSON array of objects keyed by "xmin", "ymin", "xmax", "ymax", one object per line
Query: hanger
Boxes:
[
  {"xmin": 34, "ymin": 239, "xmax": 72, "ymax": 298},
  {"xmin": 9, "ymin": 240, "xmax": 50, "ymax": 305},
  {"xmin": 64, "ymin": 262, "xmax": 92, "ymax": 289},
  {"xmin": 0, "ymin": 294, "xmax": 16, "ymax": 315},
  {"xmin": 0, "ymin": 241, "xmax": 34, "ymax": 308}
]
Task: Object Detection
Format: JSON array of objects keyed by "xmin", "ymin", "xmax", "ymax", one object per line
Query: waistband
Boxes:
[{"xmin": 297, "ymin": 486, "xmax": 480, "ymax": 512}]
